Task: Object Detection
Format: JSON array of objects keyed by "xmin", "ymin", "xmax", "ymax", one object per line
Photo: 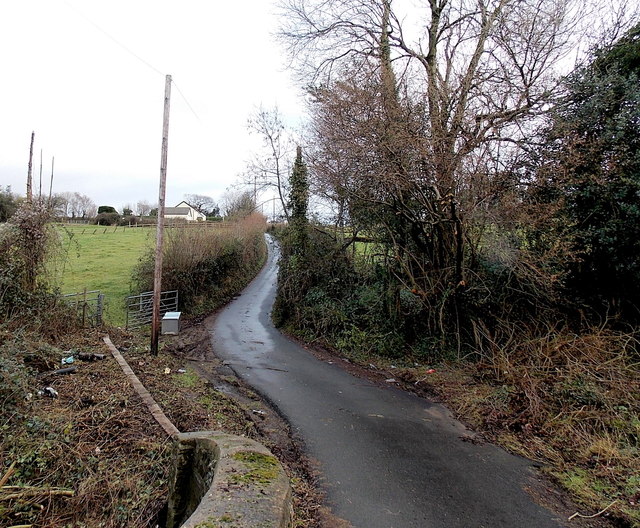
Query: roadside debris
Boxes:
[
  {"xmin": 50, "ymin": 366, "xmax": 77, "ymax": 376},
  {"xmin": 78, "ymin": 352, "xmax": 105, "ymax": 361},
  {"xmin": 39, "ymin": 387, "xmax": 59, "ymax": 398},
  {"xmin": 568, "ymin": 500, "xmax": 618, "ymax": 521},
  {"xmin": 414, "ymin": 369, "xmax": 436, "ymax": 385}
]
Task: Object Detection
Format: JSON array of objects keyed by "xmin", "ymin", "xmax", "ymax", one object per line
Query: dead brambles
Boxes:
[{"xmin": 419, "ymin": 326, "xmax": 640, "ymax": 526}]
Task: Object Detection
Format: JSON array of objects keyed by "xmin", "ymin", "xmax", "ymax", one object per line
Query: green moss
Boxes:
[
  {"xmin": 229, "ymin": 451, "xmax": 279, "ymax": 486},
  {"xmin": 194, "ymin": 514, "xmax": 239, "ymax": 528}
]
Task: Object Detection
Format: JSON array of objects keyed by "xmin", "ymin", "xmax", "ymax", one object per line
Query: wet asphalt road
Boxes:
[{"xmin": 210, "ymin": 237, "xmax": 562, "ymax": 528}]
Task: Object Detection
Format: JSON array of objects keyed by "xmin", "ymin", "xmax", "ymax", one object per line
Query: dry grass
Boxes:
[
  {"xmin": 414, "ymin": 326, "xmax": 640, "ymax": 525},
  {"xmin": 0, "ymin": 328, "xmax": 171, "ymax": 528},
  {"xmin": 134, "ymin": 214, "xmax": 267, "ymax": 317}
]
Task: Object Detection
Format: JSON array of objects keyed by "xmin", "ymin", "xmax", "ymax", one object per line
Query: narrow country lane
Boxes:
[{"xmin": 210, "ymin": 236, "xmax": 562, "ymax": 528}]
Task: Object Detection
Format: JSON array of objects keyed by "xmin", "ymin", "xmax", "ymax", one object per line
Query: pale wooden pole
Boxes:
[
  {"xmin": 39, "ymin": 149, "xmax": 43, "ymax": 199},
  {"xmin": 48, "ymin": 156, "xmax": 55, "ymax": 204},
  {"xmin": 151, "ymin": 74, "xmax": 172, "ymax": 356},
  {"xmin": 26, "ymin": 131, "xmax": 34, "ymax": 202}
]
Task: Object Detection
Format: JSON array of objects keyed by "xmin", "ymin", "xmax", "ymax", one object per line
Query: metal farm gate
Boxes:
[
  {"xmin": 125, "ymin": 290, "xmax": 179, "ymax": 330},
  {"xmin": 60, "ymin": 290, "xmax": 105, "ymax": 327}
]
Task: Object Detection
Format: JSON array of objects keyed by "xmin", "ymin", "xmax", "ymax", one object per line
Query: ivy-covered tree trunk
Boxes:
[
  {"xmin": 272, "ymin": 146, "xmax": 311, "ymax": 328},
  {"xmin": 289, "ymin": 146, "xmax": 309, "ymax": 256}
]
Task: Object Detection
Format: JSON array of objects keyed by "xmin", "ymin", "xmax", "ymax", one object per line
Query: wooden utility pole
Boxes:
[
  {"xmin": 39, "ymin": 149, "xmax": 43, "ymax": 198},
  {"xmin": 151, "ymin": 74, "xmax": 172, "ymax": 356},
  {"xmin": 26, "ymin": 131, "xmax": 34, "ymax": 202},
  {"xmin": 48, "ymin": 156, "xmax": 55, "ymax": 204}
]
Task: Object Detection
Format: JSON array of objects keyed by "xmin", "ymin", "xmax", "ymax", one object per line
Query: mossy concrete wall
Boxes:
[{"xmin": 166, "ymin": 432, "xmax": 292, "ymax": 528}]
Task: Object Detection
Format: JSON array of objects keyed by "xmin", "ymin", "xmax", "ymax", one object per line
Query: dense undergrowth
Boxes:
[
  {"xmin": 273, "ymin": 225, "xmax": 640, "ymax": 526},
  {"xmin": 0, "ymin": 324, "xmax": 172, "ymax": 528},
  {"xmin": 133, "ymin": 214, "xmax": 267, "ymax": 317},
  {"xmin": 1, "ymin": 205, "xmax": 271, "ymax": 527}
]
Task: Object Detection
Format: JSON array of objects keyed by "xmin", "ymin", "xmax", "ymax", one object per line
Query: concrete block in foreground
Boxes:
[{"xmin": 166, "ymin": 431, "xmax": 292, "ymax": 528}]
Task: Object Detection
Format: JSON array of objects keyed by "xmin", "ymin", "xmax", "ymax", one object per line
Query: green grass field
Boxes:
[{"xmin": 54, "ymin": 224, "xmax": 155, "ymax": 326}]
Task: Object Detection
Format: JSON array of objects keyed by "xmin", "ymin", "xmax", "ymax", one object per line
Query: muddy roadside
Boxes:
[{"xmin": 155, "ymin": 310, "xmax": 343, "ymax": 528}]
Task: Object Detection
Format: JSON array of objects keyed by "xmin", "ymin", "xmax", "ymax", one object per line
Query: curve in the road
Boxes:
[{"xmin": 210, "ymin": 236, "xmax": 562, "ymax": 528}]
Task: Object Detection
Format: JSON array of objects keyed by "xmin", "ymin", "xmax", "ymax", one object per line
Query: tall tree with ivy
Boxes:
[
  {"xmin": 272, "ymin": 146, "xmax": 310, "ymax": 327},
  {"xmin": 288, "ymin": 146, "xmax": 309, "ymax": 256}
]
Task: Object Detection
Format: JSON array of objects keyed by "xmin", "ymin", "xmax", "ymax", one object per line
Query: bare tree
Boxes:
[
  {"xmin": 183, "ymin": 194, "xmax": 219, "ymax": 216},
  {"xmin": 136, "ymin": 200, "xmax": 154, "ymax": 217},
  {"xmin": 221, "ymin": 190, "xmax": 256, "ymax": 219},
  {"xmin": 71, "ymin": 193, "xmax": 96, "ymax": 219},
  {"xmin": 245, "ymin": 105, "xmax": 295, "ymax": 221},
  {"xmin": 281, "ymin": 0, "xmax": 606, "ymax": 341},
  {"xmin": 53, "ymin": 191, "xmax": 73, "ymax": 218}
]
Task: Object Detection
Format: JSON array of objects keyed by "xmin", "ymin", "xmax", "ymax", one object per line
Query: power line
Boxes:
[
  {"xmin": 171, "ymin": 79, "xmax": 202, "ymax": 123},
  {"xmin": 62, "ymin": 0, "xmax": 202, "ymax": 124},
  {"xmin": 61, "ymin": 0, "xmax": 165, "ymax": 77}
]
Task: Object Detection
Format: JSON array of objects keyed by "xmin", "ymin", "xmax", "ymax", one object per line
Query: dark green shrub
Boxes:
[{"xmin": 94, "ymin": 212, "xmax": 120, "ymax": 226}]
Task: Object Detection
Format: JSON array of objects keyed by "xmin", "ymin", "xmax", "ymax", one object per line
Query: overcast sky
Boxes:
[{"xmin": 0, "ymin": 0, "xmax": 302, "ymax": 211}]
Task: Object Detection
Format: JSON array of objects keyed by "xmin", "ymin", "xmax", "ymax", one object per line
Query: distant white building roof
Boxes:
[
  {"xmin": 164, "ymin": 201, "xmax": 206, "ymax": 221},
  {"xmin": 165, "ymin": 207, "xmax": 190, "ymax": 215}
]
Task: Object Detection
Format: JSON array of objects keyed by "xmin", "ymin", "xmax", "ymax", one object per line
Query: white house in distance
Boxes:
[{"xmin": 164, "ymin": 201, "xmax": 206, "ymax": 222}]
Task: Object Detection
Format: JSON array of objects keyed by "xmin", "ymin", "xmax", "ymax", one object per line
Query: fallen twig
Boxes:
[
  {"xmin": 0, "ymin": 462, "xmax": 16, "ymax": 487},
  {"xmin": 0, "ymin": 487, "xmax": 75, "ymax": 501},
  {"xmin": 568, "ymin": 500, "xmax": 618, "ymax": 521}
]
